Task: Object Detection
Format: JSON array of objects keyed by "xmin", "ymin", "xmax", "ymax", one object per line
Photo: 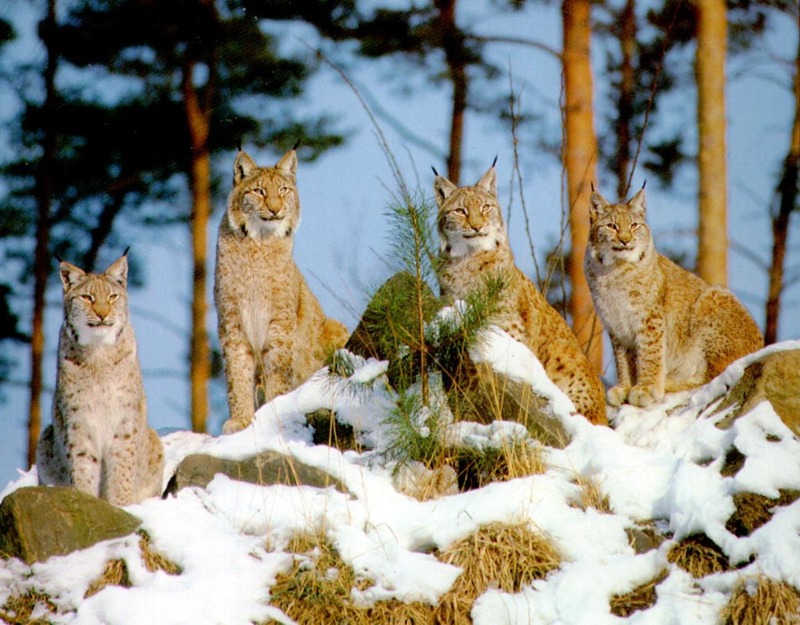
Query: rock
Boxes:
[
  {"xmin": 164, "ymin": 451, "xmax": 346, "ymax": 496},
  {"xmin": 713, "ymin": 349, "xmax": 800, "ymax": 435},
  {"xmin": 445, "ymin": 359, "xmax": 571, "ymax": 448},
  {"xmin": 0, "ymin": 486, "xmax": 141, "ymax": 565}
]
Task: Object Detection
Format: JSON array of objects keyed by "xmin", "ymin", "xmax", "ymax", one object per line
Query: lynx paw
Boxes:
[
  {"xmin": 607, "ymin": 385, "xmax": 630, "ymax": 407},
  {"xmin": 627, "ymin": 385, "xmax": 664, "ymax": 408},
  {"xmin": 222, "ymin": 418, "xmax": 250, "ymax": 435}
]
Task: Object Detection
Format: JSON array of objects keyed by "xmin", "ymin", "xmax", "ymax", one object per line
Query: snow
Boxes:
[{"xmin": 2, "ymin": 334, "xmax": 800, "ymax": 624}]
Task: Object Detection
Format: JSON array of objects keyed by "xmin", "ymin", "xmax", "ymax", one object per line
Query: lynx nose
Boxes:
[{"xmin": 617, "ymin": 230, "xmax": 633, "ymax": 245}]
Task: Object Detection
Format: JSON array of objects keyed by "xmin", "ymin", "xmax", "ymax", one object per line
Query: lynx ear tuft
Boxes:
[
  {"xmin": 629, "ymin": 186, "xmax": 647, "ymax": 214},
  {"xmin": 589, "ymin": 188, "xmax": 610, "ymax": 220},
  {"xmin": 276, "ymin": 149, "xmax": 298, "ymax": 178},
  {"xmin": 59, "ymin": 261, "xmax": 86, "ymax": 292},
  {"xmin": 476, "ymin": 165, "xmax": 497, "ymax": 197},
  {"xmin": 233, "ymin": 151, "xmax": 258, "ymax": 186},
  {"xmin": 433, "ymin": 174, "xmax": 458, "ymax": 208},
  {"xmin": 104, "ymin": 255, "xmax": 129, "ymax": 288}
]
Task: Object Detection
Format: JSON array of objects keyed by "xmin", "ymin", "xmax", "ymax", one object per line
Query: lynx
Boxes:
[
  {"xmin": 585, "ymin": 186, "xmax": 764, "ymax": 408},
  {"xmin": 434, "ymin": 164, "xmax": 608, "ymax": 425},
  {"xmin": 215, "ymin": 148, "xmax": 349, "ymax": 434},
  {"xmin": 36, "ymin": 254, "xmax": 164, "ymax": 506}
]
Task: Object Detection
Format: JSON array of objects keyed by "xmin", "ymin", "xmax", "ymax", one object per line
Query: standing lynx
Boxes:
[
  {"xmin": 36, "ymin": 254, "xmax": 164, "ymax": 506},
  {"xmin": 215, "ymin": 148, "xmax": 349, "ymax": 434},
  {"xmin": 585, "ymin": 187, "xmax": 764, "ymax": 408},
  {"xmin": 434, "ymin": 164, "xmax": 608, "ymax": 425}
]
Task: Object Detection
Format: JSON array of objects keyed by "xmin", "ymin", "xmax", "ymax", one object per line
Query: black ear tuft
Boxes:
[
  {"xmin": 237, "ymin": 140, "xmax": 242, "ymax": 152},
  {"xmin": 591, "ymin": 182, "xmax": 595, "ymax": 192},
  {"xmin": 431, "ymin": 165, "xmax": 440, "ymax": 177},
  {"xmin": 122, "ymin": 246, "xmax": 131, "ymax": 257},
  {"xmin": 292, "ymin": 139, "xmax": 301, "ymax": 151},
  {"xmin": 491, "ymin": 155, "xmax": 498, "ymax": 168},
  {"xmin": 642, "ymin": 180, "xmax": 647, "ymax": 190},
  {"xmin": 53, "ymin": 253, "xmax": 64, "ymax": 263}
]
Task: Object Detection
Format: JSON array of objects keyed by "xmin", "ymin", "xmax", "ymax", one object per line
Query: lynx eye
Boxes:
[
  {"xmin": 108, "ymin": 293, "xmax": 120, "ymax": 303},
  {"xmin": 481, "ymin": 203, "xmax": 494, "ymax": 214},
  {"xmin": 630, "ymin": 222, "xmax": 641, "ymax": 230},
  {"xmin": 249, "ymin": 187, "xmax": 266, "ymax": 197},
  {"xmin": 605, "ymin": 223, "xmax": 619, "ymax": 231},
  {"xmin": 452, "ymin": 207, "xmax": 467, "ymax": 217},
  {"xmin": 279, "ymin": 185, "xmax": 291, "ymax": 196},
  {"xmin": 80, "ymin": 294, "xmax": 94, "ymax": 303}
]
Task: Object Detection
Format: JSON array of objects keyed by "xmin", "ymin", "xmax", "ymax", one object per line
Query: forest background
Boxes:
[{"xmin": 0, "ymin": 0, "xmax": 796, "ymax": 485}]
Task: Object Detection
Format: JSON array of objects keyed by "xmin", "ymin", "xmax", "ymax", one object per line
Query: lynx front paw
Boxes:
[
  {"xmin": 607, "ymin": 385, "xmax": 630, "ymax": 407},
  {"xmin": 222, "ymin": 417, "xmax": 251, "ymax": 435},
  {"xmin": 627, "ymin": 384, "xmax": 664, "ymax": 408}
]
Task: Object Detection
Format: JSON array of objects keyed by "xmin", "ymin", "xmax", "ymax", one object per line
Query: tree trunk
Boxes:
[
  {"xmin": 28, "ymin": 0, "xmax": 58, "ymax": 467},
  {"xmin": 435, "ymin": 0, "xmax": 466, "ymax": 184},
  {"xmin": 182, "ymin": 60, "xmax": 211, "ymax": 433},
  {"xmin": 615, "ymin": 0, "xmax": 637, "ymax": 200},
  {"xmin": 765, "ymin": 36, "xmax": 800, "ymax": 344},
  {"xmin": 695, "ymin": 0, "xmax": 728, "ymax": 286},
  {"xmin": 562, "ymin": 0, "xmax": 603, "ymax": 374}
]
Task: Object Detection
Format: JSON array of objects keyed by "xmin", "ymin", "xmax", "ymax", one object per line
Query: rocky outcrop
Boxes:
[
  {"xmin": 0, "ymin": 486, "xmax": 141, "ymax": 565},
  {"xmin": 164, "ymin": 451, "xmax": 346, "ymax": 496}
]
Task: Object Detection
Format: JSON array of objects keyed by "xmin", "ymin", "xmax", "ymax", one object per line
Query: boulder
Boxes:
[
  {"xmin": 714, "ymin": 349, "xmax": 800, "ymax": 435},
  {"xmin": 164, "ymin": 451, "xmax": 346, "ymax": 496},
  {"xmin": 0, "ymin": 486, "xmax": 141, "ymax": 565}
]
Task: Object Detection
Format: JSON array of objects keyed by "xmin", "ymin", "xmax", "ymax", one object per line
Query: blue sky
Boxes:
[{"xmin": 0, "ymin": 1, "xmax": 798, "ymax": 484}]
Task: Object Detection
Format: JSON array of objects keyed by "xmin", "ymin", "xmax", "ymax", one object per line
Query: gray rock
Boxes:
[
  {"xmin": 0, "ymin": 486, "xmax": 141, "ymax": 565},
  {"xmin": 164, "ymin": 451, "xmax": 346, "ymax": 496}
]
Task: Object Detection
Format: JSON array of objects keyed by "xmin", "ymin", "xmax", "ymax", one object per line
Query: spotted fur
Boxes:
[
  {"xmin": 585, "ymin": 187, "xmax": 764, "ymax": 408},
  {"xmin": 435, "ymin": 165, "xmax": 607, "ymax": 426},
  {"xmin": 36, "ymin": 254, "xmax": 164, "ymax": 505},
  {"xmin": 215, "ymin": 149, "xmax": 349, "ymax": 434}
]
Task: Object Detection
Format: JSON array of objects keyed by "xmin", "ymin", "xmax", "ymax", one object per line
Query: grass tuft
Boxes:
[
  {"xmin": 609, "ymin": 569, "xmax": 668, "ymax": 617},
  {"xmin": 725, "ymin": 490, "xmax": 800, "ymax": 537},
  {"xmin": 720, "ymin": 575, "xmax": 800, "ymax": 625},
  {"xmin": 667, "ymin": 534, "xmax": 729, "ymax": 578},
  {"xmin": 270, "ymin": 532, "xmax": 434, "ymax": 624},
  {"xmin": 436, "ymin": 522, "xmax": 562, "ymax": 623},
  {"xmin": 0, "ymin": 589, "xmax": 57, "ymax": 625}
]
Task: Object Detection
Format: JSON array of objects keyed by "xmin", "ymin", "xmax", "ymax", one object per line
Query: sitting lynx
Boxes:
[
  {"xmin": 434, "ymin": 164, "xmax": 608, "ymax": 425},
  {"xmin": 585, "ymin": 186, "xmax": 764, "ymax": 408},
  {"xmin": 215, "ymin": 148, "xmax": 349, "ymax": 434},
  {"xmin": 36, "ymin": 254, "xmax": 164, "ymax": 506}
]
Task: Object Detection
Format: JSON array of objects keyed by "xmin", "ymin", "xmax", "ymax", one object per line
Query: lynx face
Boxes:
[
  {"xmin": 226, "ymin": 150, "xmax": 299, "ymax": 240},
  {"xmin": 588, "ymin": 188, "xmax": 653, "ymax": 266},
  {"xmin": 60, "ymin": 256, "xmax": 129, "ymax": 347},
  {"xmin": 434, "ymin": 167, "xmax": 507, "ymax": 258}
]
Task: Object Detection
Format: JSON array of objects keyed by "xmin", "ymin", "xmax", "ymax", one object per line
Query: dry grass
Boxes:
[
  {"xmin": 570, "ymin": 475, "xmax": 612, "ymax": 514},
  {"xmin": 726, "ymin": 490, "xmax": 800, "ymax": 537},
  {"xmin": 0, "ymin": 589, "xmax": 57, "ymax": 625},
  {"xmin": 720, "ymin": 575, "xmax": 800, "ymax": 625},
  {"xmin": 84, "ymin": 531, "xmax": 180, "ymax": 598},
  {"xmin": 436, "ymin": 522, "xmax": 562, "ymax": 624},
  {"xmin": 270, "ymin": 533, "xmax": 435, "ymax": 624},
  {"xmin": 455, "ymin": 439, "xmax": 546, "ymax": 491},
  {"xmin": 609, "ymin": 569, "xmax": 668, "ymax": 617},
  {"xmin": 667, "ymin": 534, "xmax": 729, "ymax": 578}
]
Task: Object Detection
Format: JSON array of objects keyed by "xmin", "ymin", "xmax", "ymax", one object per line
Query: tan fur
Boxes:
[
  {"xmin": 36, "ymin": 255, "xmax": 164, "ymax": 506},
  {"xmin": 434, "ymin": 165, "xmax": 608, "ymax": 426},
  {"xmin": 214, "ymin": 149, "xmax": 348, "ymax": 434},
  {"xmin": 585, "ymin": 187, "xmax": 764, "ymax": 408}
]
